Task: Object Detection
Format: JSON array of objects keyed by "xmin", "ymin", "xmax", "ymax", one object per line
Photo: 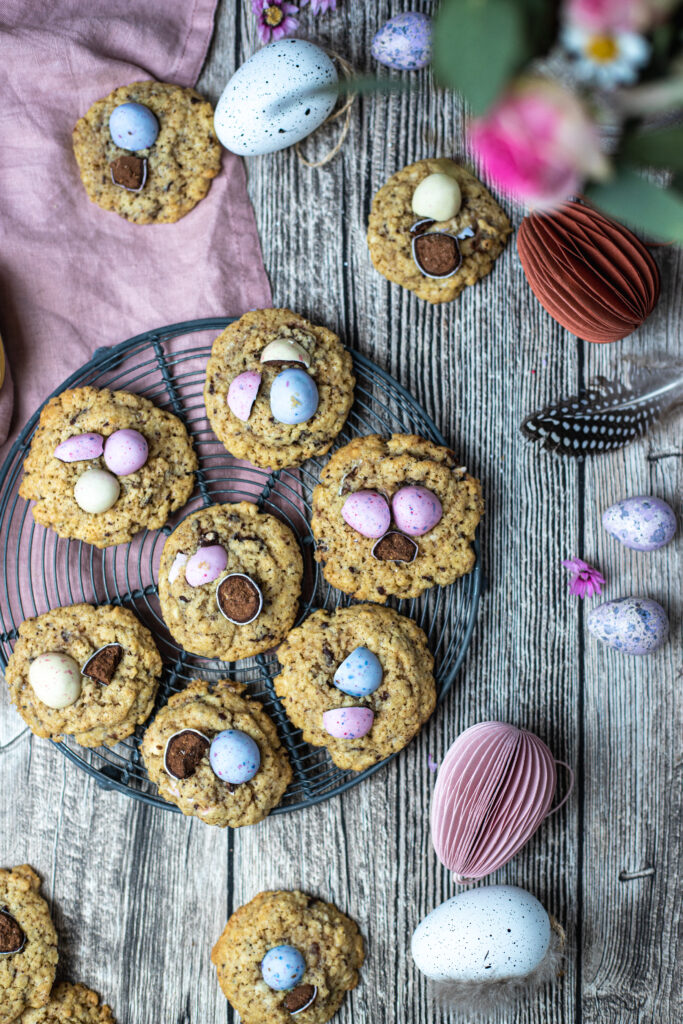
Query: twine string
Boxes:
[{"xmin": 295, "ymin": 50, "xmax": 356, "ymax": 168}]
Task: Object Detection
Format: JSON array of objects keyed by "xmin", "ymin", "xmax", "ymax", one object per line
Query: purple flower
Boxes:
[
  {"xmin": 562, "ymin": 557, "xmax": 606, "ymax": 599},
  {"xmin": 300, "ymin": 0, "xmax": 337, "ymax": 12},
  {"xmin": 252, "ymin": 0, "xmax": 299, "ymax": 43}
]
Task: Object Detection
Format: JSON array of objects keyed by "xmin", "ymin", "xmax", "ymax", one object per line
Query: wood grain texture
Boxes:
[{"xmin": 1, "ymin": 2, "xmax": 681, "ymax": 1023}]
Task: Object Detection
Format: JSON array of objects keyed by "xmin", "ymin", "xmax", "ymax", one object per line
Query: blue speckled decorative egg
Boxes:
[
  {"xmin": 209, "ymin": 730, "xmax": 261, "ymax": 784},
  {"xmin": 587, "ymin": 597, "xmax": 669, "ymax": 655},
  {"xmin": 333, "ymin": 647, "xmax": 383, "ymax": 698},
  {"xmin": 270, "ymin": 368, "xmax": 319, "ymax": 425},
  {"xmin": 371, "ymin": 12, "xmax": 432, "ymax": 71},
  {"xmin": 602, "ymin": 496, "xmax": 677, "ymax": 552},
  {"xmin": 109, "ymin": 102, "xmax": 159, "ymax": 150},
  {"xmin": 261, "ymin": 945, "xmax": 306, "ymax": 991}
]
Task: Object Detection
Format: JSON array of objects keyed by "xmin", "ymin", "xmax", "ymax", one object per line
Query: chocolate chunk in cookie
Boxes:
[
  {"xmin": 372, "ymin": 532, "xmax": 418, "ymax": 563},
  {"xmin": 283, "ymin": 984, "xmax": 317, "ymax": 1014},
  {"xmin": 164, "ymin": 729, "xmax": 210, "ymax": 780},
  {"xmin": 0, "ymin": 909, "xmax": 25, "ymax": 955},
  {"xmin": 110, "ymin": 155, "xmax": 147, "ymax": 192},
  {"xmin": 217, "ymin": 574, "xmax": 263, "ymax": 625}
]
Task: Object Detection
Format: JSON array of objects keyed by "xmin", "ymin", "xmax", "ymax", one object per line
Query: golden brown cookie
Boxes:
[
  {"xmin": 311, "ymin": 434, "xmax": 483, "ymax": 603},
  {"xmin": 274, "ymin": 605, "xmax": 435, "ymax": 771},
  {"xmin": 141, "ymin": 678, "xmax": 292, "ymax": 827},
  {"xmin": 5, "ymin": 604, "xmax": 162, "ymax": 748},
  {"xmin": 367, "ymin": 158, "xmax": 511, "ymax": 303},
  {"xmin": 0, "ymin": 866, "xmax": 58, "ymax": 1024},
  {"xmin": 73, "ymin": 81, "xmax": 221, "ymax": 224},
  {"xmin": 19, "ymin": 387, "xmax": 196, "ymax": 548},
  {"xmin": 212, "ymin": 890, "xmax": 364, "ymax": 1024},
  {"xmin": 204, "ymin": 309, "xmax": 354, "ymax": 470},
  {"xmin": 18, "ymin": 983, "xmax": 115, "ymax": 1024}
]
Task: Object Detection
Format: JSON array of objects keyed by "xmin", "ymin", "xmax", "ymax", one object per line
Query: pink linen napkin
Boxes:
[{"xmin": 0, "ymin": 0, "xmax": 272, "ymax": 458}]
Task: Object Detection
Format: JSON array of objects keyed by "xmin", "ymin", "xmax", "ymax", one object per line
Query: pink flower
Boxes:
[
  {"xmin": 562, "ymin": 557, "xmax": 606, "ymax": 599},
  {"xmin": 563, "ymin": 0, "xmax": 676, "ymax": 32},
  {"xmin": 468, "ymin": 78, "xmax": 609, "ymax": 207},
  {"xmin": 300, "ymin": 0, "xmax": 337, "ymax": 12},
  {"xmin": 252, "ymin": 0, "xmax": 299, "ymax": 44}
]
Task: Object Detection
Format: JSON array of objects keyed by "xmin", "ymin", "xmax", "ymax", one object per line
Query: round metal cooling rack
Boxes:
[{"xmin": 0, "ymin": 317, "xmax": 481, "ymax": 815}]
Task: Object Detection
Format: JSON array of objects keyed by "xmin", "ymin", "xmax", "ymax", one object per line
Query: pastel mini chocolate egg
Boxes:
[
  {"xmin": 392, "ymin": 486, "xmax": 442, "ymax": 536},
  {"xmin": 260, "ymin": 339, "xmax": 311, "ymax": 367},
  {"xmin": 261, "ymin": 945, "xmax": 306, "ymax": 991},
  {"xmin": 0, "ymin": 909, "xmax": 25, "ymax": 955},
  {"xmin": 283, "ymin": 985, "xmax": 317, "ymax": 1014},
  {"xmin": 216, "ymin": 573, "xmax": 263, "ymax": 625},
  {"xmin": 209, "ymin": 729, "xmax": 261, "ymax": 785},
  {"xmin": 227, "ymin": 370, "xmax": 261, "ymax": 422},
  {"xmin": 269, "ymin": 368, "xmax": 319, "ymax": 425},
  {"xmin": 602, "ymin": 496, "xmax": 677, "ymax": 551},
  {"xmin": 109, "ymin": 102, "xmax": 159, "ymax": 150},
  {"xmin": 28, "ymin": 652, "xmax": 82, "ymax": 709},
  {"xmin": 103, "ymin": 428, "xmax": 148, "ymax": 476},
  {"xmin": 82, "ymin": 643, "xmax": 123, "ymax": 685},
  {"xmin": 323, "ymin": 706, "xmax": 374, "ymax": 739},
  {"xmin": 587, "ymin": 597, "xmax": 669, "ymax": 655},
  {"xmin": 412, "ymin": 173, "xmax": 462, "ymax": 222},
  {"xmin": 371, "ymin": 12, "xmax": 432, "ymax": 71},
  {"xmin": 164, "ymin": 729, "xmax": 210, "ymax": 780},
  {"xmin": 53, "ymin": 432, "xmax": 104, "ymax": 462},
  {"xmin": 168, "ymin": 552, "xmax": 189, "ymax": 585},
  {"xmin": 73, "ymin": 467, "xmax": 120, "ymax": 514},
  {"xmin": 333, "ymin": 647, "xmax": 383, "ymax": 698},
  {"xmin": 341, "ymin": 491, "xmax": 391, "ymax": 538},
  {"xmin": 184, "ymin": 545, "xmax": 229, "ymax": 587}
]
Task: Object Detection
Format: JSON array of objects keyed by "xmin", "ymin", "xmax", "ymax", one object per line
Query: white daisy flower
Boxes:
[{"xmin": 562, "ymin": 24, "xmax": 650, "ymax": 87}]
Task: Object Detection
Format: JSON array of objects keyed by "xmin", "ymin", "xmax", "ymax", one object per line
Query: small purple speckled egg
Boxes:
[
  {"xmin": 602, "ymin": 496, "xmax": 677, "ymax": 552},
  {"xmin": 392, "ymin": 486, "xmax": 442, "ymax": 536},
  {"xmin": 270, "ymin": 368, "xmax": 318, "ymax": 425},
  {"xmin": 184, "ymin": 545, "xmax": 228, "ymax": 587},
  {"xmin": 342, "ymin": 491, "xmax": 391, "ymax": 538},
  {"xmin": 371, "ymin": 12, "xmax": 432, "ymax": 71},
  {"xmin": 109, "ymin": 102, "xmax": 159, "ymax": 150},
  {"xmin": 334, "ymin": 647, "xmax": 383, "ymax": 698},
  {"xmin": 54, "ymin": 433, "xmax": 104, "ymax": 462},
  {"xmin": 323, "ymin": 706, "xmax": 374, "ymax": 739},
  {"xmin": 103, "ymin": 429, "xmax": 148, "ymax": 476},
  {"xmin": 227, "ymin": 370, "xmax": 261, "ymax": 422},
  {"xmin": 261, "ymin": 945, "xmax": 306, "ymax": 991},
  {"xmin": 28, "ymin": 652, "xmax": 82, "ymax": 709},
  {"xmin": 587, "ymin": 597, "xmax": 669, "ymax": 655},
  {"xmin": 209, "ymin": 729, "xmax": 261, "ymax": 784}
]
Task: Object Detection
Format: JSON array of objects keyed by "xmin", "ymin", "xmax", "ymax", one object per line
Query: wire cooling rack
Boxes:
[{"xmin": 0, "ymin": 318, "xmax": 481, "ymax": 814}]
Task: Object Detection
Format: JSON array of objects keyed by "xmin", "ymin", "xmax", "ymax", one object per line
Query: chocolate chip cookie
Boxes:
[
  {"xmin": 311, "ymin": 434, "xmax": 483, "ymax": 603},
  {"xmin": 19, "ymin": 983, "xmax": 115, "ymax": 1024},
  {"xmin": 141, "ymin": 678, "xmax": 292, "ymax": 827},
  {"xmin": 274, "ymin": 605, "xmax": 435, "ymax": 771},
  {"xmin": 158, "ymin": 502, "xmax": 303, "ymax": 661},
  {"xmin": 204, "ymin": 309, "xmax": 354, "ymax": 470},
  {"xmin": 5, "ymin": 604, "xmax": 162, "ymax": 748},
  {"xmin": 367, "ymin": 158, "xmax": 511, "ymax": 303},
  {"xmin": 212, "ymin": 890, "xmax": 364, "ymax": 1024},
  {"xmin": 0, "ymin": 866, "xmax": 58, "ymax": 1024},
  {"xmin": 19, "ymin": 387, "xmax": 197, "ymax": 548},
  {"xmin": 73, "ymin": 81, "xmax": 221, "ymax": 224}
]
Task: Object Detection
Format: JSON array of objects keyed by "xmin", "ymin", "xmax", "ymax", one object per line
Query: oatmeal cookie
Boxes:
[
  {"xmin": 19, "ymin": 983, "xmax": 115, "ymax": 1024},
  {"xmin": 0, "ymin": 866, "xmax": 57, "ymax": 1024}
]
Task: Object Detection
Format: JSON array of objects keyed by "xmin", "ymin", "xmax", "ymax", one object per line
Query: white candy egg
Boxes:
[
  {"xmin": 74, "ymin": 468, "xmax": 121, "ymax": 514},
  {"xmin": 214, "ymin": 39, "xmax": 338, "ymax": 156},
  {"xmin": 412, "ymin": 173, "xmax": 462, "ymax": 222},
  {"xmin": 29, "ymin": 652, "xmax": 82, "ymax": 709}
]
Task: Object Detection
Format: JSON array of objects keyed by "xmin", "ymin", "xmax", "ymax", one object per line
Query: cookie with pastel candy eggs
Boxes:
[{"xmin": 0, "ymin": 865, "xmax": 58, "ymax": 1024}]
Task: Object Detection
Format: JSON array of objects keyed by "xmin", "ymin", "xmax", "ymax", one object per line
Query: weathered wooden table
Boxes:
[{"xmin": 1, "ymin": 3, "xmax": 681, "ymax": 1022}]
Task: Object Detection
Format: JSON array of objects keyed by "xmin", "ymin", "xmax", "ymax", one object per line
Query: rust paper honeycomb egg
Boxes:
[{"xmin": 517, "ymin": 199, "xmax": 660, "ymax": 344}]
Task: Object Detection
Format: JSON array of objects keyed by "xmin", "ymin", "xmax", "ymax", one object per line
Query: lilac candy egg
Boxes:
[
  {"xmin": 587, "ymin": 597, "xmax": 669, "ymax": 655},
  {"xmin": 602, "ymin": 496, "xmax": 677, "ymax": 552},
  {"xmin": 269, "ymin": 368, "xmax": 319, "ymax": 425},
  {"xmin": 109, "ymin": 102, "xmax": 159, "ymax": 150},
  {"xmin": 54, "ymin": 433, "xmax": 104, "ymax": 462},
  {"xmin": 323, "ymin": 706, "xmax": 374, "ymax": 739},
  {"xmin": 334, "ymin": 647, "xmax": 383, "ymax": 698},
  {"xmin": 392, "ymin": 486, "xmax": 442, "ymax": 536},
  {"xmin": 261, "ymin": 945, "xmax": 306, "ymax": 991},
  {"xmin": 103, "ymin": 429, "xmax": 148, "ymax": 476},
  {"xmin": 342, "ymin": 491, "xmax": 391, "ymax": 538},
  {"xmin": 371, "ymin": 12, "xmax": 432, "ymax": 71},
  {"xmin": 209, "ymin": 729, "xmax": 261, "ymax": 784},
  {"xmin": 227, "ymin": 370, "xmax": 261, "ymax": 422},
  {"xmin": 184, "ymin": 545, "xmax": 228, "ymax": 587}
]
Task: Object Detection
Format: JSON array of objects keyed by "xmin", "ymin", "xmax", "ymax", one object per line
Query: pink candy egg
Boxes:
[
  {"xmin": 228, "ymin": 371, "xmax": 261, "ymax": 422},
  {"xmin": 185, "ymin": 545, "xmax": 229, "ymax": 587},
  {"xmin": 392, "ymin": 486, "xmax": 442, "ymax": 536},
  {"xmin": 53, "ymin": 433, "xmax": 104, "ymax": 462},
  {"xmin": 103, "ymin": 429, "xmax": 148, "ymax": 476},
  {"xmin": 342, "ymin": 491, "xmax": 391, "ymax": 539},
  {"xmin": 323, "ymin": 706, "xmax": 374, "ymax": 739}
]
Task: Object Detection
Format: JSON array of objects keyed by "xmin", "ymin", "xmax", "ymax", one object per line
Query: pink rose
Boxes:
[
  {"xmin": 564, "ymin": 0, "xmax": 677, "ymax": 31},
  {"xmin": 468, "ymin": 78, "xmax": 609, "ymax": 208}
]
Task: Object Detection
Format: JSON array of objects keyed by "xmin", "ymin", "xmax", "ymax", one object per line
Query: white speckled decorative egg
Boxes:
[
  {"xmin": 29, "ymin": 652, "xmax": 82, "ymax": 709},
  {"xmin": 371, "ymin": 12, "xmax": 432, "ymax": 71},
  {"xmin": 411, "ymin": 886, "xmax": 551, "ymax": 983},
  {"xmin": 587, "ymin": 597, "xmax": 669, "ymax": 655},
  {"xmin": 602, "ymin": 496, "xmax": 677, "ymax": 551},
  {"xmin": 73, "ymin": 468, "xmax": 120, "ymax": 514},
  {"xmin": 214, "ymin": 39, "xmax": 338, "ymax": 156}
]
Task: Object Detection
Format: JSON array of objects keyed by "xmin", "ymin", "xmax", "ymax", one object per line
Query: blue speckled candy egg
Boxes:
[
  {"xmin": 270, "ymin": 368, "xmax": 319, "ymax": 425},
  {"xmin": 109, "ymin": 102, "xmax": 159, "ymax": 150},
  {"xmin": 371, "ymin": 12, "xmax": 432, "ymax": 71},
  {"xmin": 602, "ymin": 496, "xmax": 677, "ymax": 552},
  {"xmin": 261, "ymin": 945, "xmax": 306, "ymax": 991},
  {"xmin": 587, "ymin": 597, "xmax": 669, "ymax": 655},
  {"xmin": 209, "ymin": 730, "xmax": 261, "ymax": 784},
  {"xmin": 334, "ymin": 647, "xmax": 383, "ymax": 698}
]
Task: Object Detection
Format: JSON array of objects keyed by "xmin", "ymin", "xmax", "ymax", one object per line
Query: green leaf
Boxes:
[
  {"xmin": 432, "ymin": 0, "xmax": 527, "ymax": 114},
  {"xmin": 585, "ymin": 165, "xmax": 683, "ymax": 244},
  {"xmin": 621, "ymin": 126, "xmax": 683, "ymax": 172}
]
